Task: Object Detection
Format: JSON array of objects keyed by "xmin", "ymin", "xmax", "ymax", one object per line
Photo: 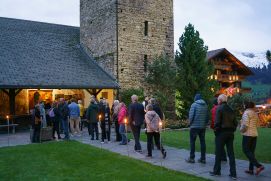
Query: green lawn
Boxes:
[
  {"xmin": 0, "ymin": 141, "xmax": 206, "ymax": 181},
  {"xmin": 133, "ymin": 128, "xmax": 271, "ymax": 163}
]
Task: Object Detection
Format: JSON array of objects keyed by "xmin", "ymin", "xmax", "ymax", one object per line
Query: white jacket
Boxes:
[{"xmin": 241, "ymin": 108, "xmax": 259, "ymax": 137}]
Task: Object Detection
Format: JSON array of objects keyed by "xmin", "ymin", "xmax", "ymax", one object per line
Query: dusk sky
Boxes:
[{"xmin": 0, "ymin": 0, "xmax": 270, "ymax": 52}]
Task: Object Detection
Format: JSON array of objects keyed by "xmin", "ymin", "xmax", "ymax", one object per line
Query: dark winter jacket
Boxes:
[
  {"xmin": 32, "ymin": 106, "xmax": 41, "ymax": 126},
  {"xmin": 153, "ymin": 104, "xmax": 163, "ymax": 120},
  {"xmin": 53, "ymin": 107, "xmax": 61, "ymax": 122},
  {"xmin": 214, "ymin": 102, "xmax": 237, "ymax": 133},
  {"xmin": 58, "ymin": 103, "xmax": 69, "ymax": 119},
  {"xmin": 101, "ymin": 107, "xmax": 111, "ymax": 126},
  {"xmin": 189, "ymin": 99, "xmax": 209, "ymax": 128},
  {"xmin": 98, "ymin": 102, "xmax": 106, "ymax": 121},
  {"xmin": 86, "ymin": 103, "xmax": 99, "ymax": 123},
  {"xmin": 128, "ymin": 102, "xmax": 145, "ymax": 126}
]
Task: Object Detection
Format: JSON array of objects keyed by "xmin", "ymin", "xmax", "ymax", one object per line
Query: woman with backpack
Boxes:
[{"xmin": 145, "ymin": 104, "xmax": 166, "ymax": 158}]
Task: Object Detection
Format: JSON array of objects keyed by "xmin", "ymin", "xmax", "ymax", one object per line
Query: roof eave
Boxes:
[
  {"xmin": 0, "ymin": 84, "xmax": 120, "ymax": 90},
  {"xmin": 208, "ymin": 48, "xmax": 254, "ymax": 76}
]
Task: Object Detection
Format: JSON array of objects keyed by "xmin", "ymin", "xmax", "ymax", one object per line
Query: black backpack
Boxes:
[{"xmin": 59, "ymin": 104, "xmax": 69, "ymax": 118}]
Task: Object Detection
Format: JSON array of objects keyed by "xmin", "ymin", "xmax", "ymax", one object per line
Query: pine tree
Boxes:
[
  {"xmin": 175, "ymin": 23, "xmax": 218, "ymax": 118},
  {"xmin": 266, "ymin": 50, "xmax": 271, "ymax": 62},
  {"xmin": 145, "ymin": 55, "xmax": 176, "ymax": 116}
]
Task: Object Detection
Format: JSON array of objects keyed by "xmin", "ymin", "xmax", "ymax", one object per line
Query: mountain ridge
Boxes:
[{"xmin": 231, "ymin": 50, "xmax": 269, "ymax": 68}]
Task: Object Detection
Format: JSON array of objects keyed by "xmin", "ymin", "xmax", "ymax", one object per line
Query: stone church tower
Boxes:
[{"xmin": 80, "ymin": 0, "xmax": 174, "ymax": 91}]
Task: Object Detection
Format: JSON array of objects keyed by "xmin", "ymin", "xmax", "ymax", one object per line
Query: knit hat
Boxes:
[{"xmin": 194, "ymin": 93, "xmax": 202, "ymax": 101}]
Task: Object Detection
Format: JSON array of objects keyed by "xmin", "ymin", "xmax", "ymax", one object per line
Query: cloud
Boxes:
[
  {"xmin": 174, "ymin": 0, "xmax": 271, "ymax": 52},
  {"xmin": 0, "ymin": 0, "xmax": 79, "ymax": 26}
]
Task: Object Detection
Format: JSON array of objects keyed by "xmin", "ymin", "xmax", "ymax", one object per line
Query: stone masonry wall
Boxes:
[
  {"xmin": 80, "ymin": 0, "xmax": 117, "ymax": 77},
  {"xmin": 80, "ymin": 0, "xmax": 175, "ymax": 116},
  {"xmin": 117, "ymin": 0, "xmax": 174, "ymax": 89},
  {"xmin": 80, "ymin": 0, "xmax": 174, "ymax": 90}
]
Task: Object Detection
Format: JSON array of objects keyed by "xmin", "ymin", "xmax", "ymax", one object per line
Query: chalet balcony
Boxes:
[
  {"xmin": 216, "ymin": 74, "xmax": 246, "ymax": 82},
  {"xmin": 217, "ymin": 87, "xmax": 252, "ymax": 96},
  {"xmin": 214, "ymin": 64, "xmax": 232, "ymax": 71}
]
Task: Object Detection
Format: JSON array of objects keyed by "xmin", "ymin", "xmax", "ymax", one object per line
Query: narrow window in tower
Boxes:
[
  {"xmin": 144, "ymin": 55, "xmax": 148, "ymax": 72},
  {"xmin": 144, "ymin": 21, "xmax": 148, "ymax": 36}
]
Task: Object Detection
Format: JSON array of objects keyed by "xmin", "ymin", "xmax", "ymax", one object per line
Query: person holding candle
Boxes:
[
  {"xmin": 118, "ymin": 102, "xmax": 128, "ymax": 145},
  {"xmin": 101, "ymin": 101, "xmax": 111, "ymax": 143},
  {"xmin": 145, "ymin": 104, "xmax": 166, "ymax": 158}
]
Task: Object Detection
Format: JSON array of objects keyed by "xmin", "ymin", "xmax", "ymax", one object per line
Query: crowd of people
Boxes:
[
  {"xmin": 85, "ymin": 95, "xmax": 166, "ymax": 158},
  {"xmin": 31, "ymin": 94, "xmax": 166, "ymax": 158},
  {"xmin": 32, "ymin": 98, "xmax": 83, "ymax": 142},
  {"xmin": 31, "ymin": 92, "xmax": 265, "ymax": 178},
  {"xmin": 186, "ymin": 93, "xmax": 265, "ymax": 179}
]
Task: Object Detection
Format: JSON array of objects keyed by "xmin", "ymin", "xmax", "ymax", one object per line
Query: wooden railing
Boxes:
[{"xmin": 216, "ymin": 74, "xmax": 246, "ymax": 82}]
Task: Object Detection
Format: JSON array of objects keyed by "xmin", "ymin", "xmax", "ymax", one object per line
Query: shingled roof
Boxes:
[
  {"xmin": 0, "ymin": 17, "xmax": 119, "ymax": 89},
  {"xmin": 207, "ymin": 48, "xmax": 253, "ymax": 76}
]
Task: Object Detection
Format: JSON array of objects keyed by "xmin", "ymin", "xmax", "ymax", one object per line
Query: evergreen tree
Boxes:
[
  {"xmin": 175, "ymin": 23, "xmax": 218, "ymax": 118},
  {"xmin": 145, "ymin": 55, "xmax": 176, "ymax": 116},
  {"xmin": 266, "ymin": 50, "xmax": 271, "ymax": 62}
]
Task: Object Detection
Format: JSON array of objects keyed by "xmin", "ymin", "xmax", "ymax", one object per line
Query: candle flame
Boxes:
[
  {"xmin": 159, "ymin": 121, "xmax": 162, "ymax": 126},
  {"xmin": 124, "ymin": 118, "xmax": 127, "ymax": 124},
  {"xmin": 6, "ymin": 115, "xmax": 9, "ymax": 119}
]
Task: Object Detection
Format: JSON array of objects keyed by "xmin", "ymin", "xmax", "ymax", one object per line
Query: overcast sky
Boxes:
[{"xmin": 0, "ymin": 0, "xmax": 270, "ymax": 52}]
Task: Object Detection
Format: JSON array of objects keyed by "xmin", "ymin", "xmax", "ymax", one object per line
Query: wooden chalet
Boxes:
[{"xmin": 207, "ymin": 48, "xmax": 253, "ymax": 96}]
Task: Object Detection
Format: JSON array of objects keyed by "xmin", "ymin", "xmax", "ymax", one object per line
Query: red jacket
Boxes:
[
  {"xmin": 118, "ymin": 106, "xmax": 127, "ymax": 124},
  {"xmin": 211, "ymin": 105, "xmax": 218, "ymax": 129}
]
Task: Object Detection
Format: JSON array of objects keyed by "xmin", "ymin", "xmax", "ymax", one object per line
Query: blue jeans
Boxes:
[
  {"xmin": 190, "ymin": 128, "xmax": 206, "ymax": 160},
  {"xmin": 119, "ymin": 124, "xmax": 127, "ymax": 144},
  {"xmin": 61, "ymin": 117, "xmax": 69, "ymax": 139}
]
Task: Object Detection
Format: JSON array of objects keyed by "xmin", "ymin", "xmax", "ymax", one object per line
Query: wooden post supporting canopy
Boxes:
[
  {"xmin": 85, "ymin": 89, "xmax": 103, "ymax": 98},
  {"xmin": 1, "ymin": 89, "xmax": 22, "ymax": 115}
]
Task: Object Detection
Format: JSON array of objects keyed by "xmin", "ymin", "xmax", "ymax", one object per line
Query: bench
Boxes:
[{"xmin": 0, "ymin": 124, "xmax": 19, "ymax": 134}]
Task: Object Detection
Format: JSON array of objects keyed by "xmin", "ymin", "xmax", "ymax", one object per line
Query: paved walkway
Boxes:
[
  {"xmin": 0, "ymin": 131, "xmax": 31, "ymax": 147},
  {"xmin": 72, "ymin": 131, "xmax": 270, "ymax": 181},
  {"xmin": 0, "ymin": 131, "xmax": 270, "ymax": 181}
]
